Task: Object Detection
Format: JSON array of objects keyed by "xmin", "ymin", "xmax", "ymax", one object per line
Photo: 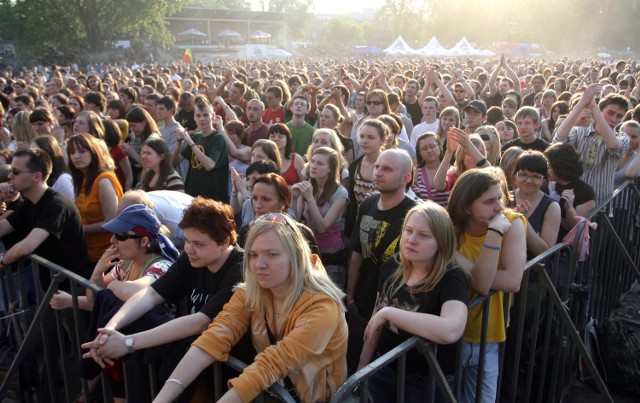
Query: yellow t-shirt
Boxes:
[{"xmin": 460, "ymin": 210, "xmax": 526, "ymax": 343}]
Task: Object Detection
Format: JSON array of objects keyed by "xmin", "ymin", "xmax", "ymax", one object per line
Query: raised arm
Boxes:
[
  {"xmin": 503, "ymin": 56, "xmax": 522, "ymax": 96},
  {"xmin": 555, "ymin": 85, "xmax": 601, "ymax": 140}
]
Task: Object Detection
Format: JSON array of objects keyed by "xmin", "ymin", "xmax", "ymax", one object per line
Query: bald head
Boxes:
[
  {"xmin": 380, "ymin": 149, "xmax": 413, "ymax": 174},
  {"xmin": 374, "ymin": 149, "xmax": 413, "ymax": 194}
]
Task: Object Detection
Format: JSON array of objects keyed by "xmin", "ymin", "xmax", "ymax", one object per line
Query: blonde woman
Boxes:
[
  {"xmin": 9, "ymin": 111, "xmax": 37, "ymax": 151},
  {"xmin": 358, "ymin": 202, "xmax": 468, "ymax": 401},
  {"xmin": 154, "ymin": 213, "xmax": 347, "ymax": 403}
]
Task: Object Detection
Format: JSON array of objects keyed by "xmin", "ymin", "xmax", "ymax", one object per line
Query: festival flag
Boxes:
[{"xmin": 183, "ymin": 46, "xmax": 193, "ymax": 64}]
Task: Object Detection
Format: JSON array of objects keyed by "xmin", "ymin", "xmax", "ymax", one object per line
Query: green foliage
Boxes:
[
  {"xmin": 0, "ymin": 0, "xmax": 187, "ymax": 61},
  {"xmin": 268, "ymin": 0, "xmax": 312, "ymax": 13}
]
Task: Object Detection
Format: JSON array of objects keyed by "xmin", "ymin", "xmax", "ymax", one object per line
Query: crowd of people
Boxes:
[{"xmin": 0, "ymin": 54, "xmax": 639, "ymax": 402}]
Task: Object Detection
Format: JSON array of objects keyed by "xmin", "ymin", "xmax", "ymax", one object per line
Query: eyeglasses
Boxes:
[
  {"xmin": 454, "ymin": 89, "xmax": 466, "ymax": 93},
  {"xmin": 515, "ymin": 172, "xmax": 544, "ymax": 182},
  {"xmin": 366, "ymin": 101, "xmax": 383, "ymax": 106},
  {"xmin": 114, "ymin": 233, "xmax": 144, "ymax": 241},
  {"xmin": 10, "ymin": 168, "xmax": 34, "ymax": 176},
  {"xmin": 479, "ymin": 134, "xmax": 491, "ymax": 141}
]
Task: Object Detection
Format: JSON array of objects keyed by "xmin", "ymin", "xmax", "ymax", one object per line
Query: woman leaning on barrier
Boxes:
[
  {"xmin": 448, "ymin": 168, "xmax": 527, "ymax": 403},
  {"xmin": 153, "ymin": 213, "xmax": 347, "ymax": 403},
  {"xmin": 357, "ymin": 202, "xmax": 469, "ymax": 401}
]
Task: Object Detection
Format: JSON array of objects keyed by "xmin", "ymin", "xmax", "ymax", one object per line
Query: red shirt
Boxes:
[{"xmin": 263, "ymin": 106, "xmax": 285, "ymax": 126}]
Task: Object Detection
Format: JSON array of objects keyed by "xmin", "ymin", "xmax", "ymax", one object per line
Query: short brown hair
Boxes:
[{"xmin": 179, "ymin": 197, "xmax": 237, "ymax": 245}]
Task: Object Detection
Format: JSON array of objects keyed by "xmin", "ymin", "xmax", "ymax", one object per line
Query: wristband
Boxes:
[
  {"xmin": 487, "ymin": 227, "xmax": 504, "ymax": 237},
  {"xmin": 165, "ymin": 378, "xmax": 185, "ymax": 392},
  {"xmin": 475, "ymin": 157, "xmax": 487, "ymax": 167},
  {"xmin": 482, "ymin": 242, "xmax": 501, "ymax": 251}
]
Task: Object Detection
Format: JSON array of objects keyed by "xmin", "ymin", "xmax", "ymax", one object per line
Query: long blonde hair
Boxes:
[
  {"xmin": 241, "ymin": 214, "xmax": 346, "ymax": 319},
  {"xmin": 382, "ymin": 202, "xmax": 458, "ymax": 298},
  {"xmin": 12, "ymin": 111, "xmax": 37, "ymax": 143}
]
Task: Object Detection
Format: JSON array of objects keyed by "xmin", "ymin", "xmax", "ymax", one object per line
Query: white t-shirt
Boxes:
[{"xmin": 410, "ymin": 119, "xmax": 440, "ymax": 148}]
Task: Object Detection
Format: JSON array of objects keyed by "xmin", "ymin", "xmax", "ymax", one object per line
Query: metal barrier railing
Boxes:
[
  {"xmin": 1, "ymin": 180, "xmax": 638, "ymax": 402},
  {"xmin": 0, "ymin": 254, "xmax": 294, "ymax": 402}
]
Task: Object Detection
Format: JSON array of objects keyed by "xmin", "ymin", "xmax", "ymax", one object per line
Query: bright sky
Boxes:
[{"xmin": 311, "ymin": 0, "xmax": 385, "ymax": 15}]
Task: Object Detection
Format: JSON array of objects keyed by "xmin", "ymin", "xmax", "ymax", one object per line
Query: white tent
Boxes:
[
  {"xmin": 218, "ymin": 29, "xmax": 241, "ymax": 37},
  {"xmin": 251, "ymin": 30, "xmax": 271, "ymax": 39},
  {"xmin": 269, "ymin": 48, "xmax": 293, "ymax": 58},
  {"xmin": 177, "ymin": 28, "xmax": 207, "ymax": 37},
  {"xmin": 416, "ymin": 36, "xmax": 451, "ymax": 57},
  {"xmin": 449, "ymin": 36, "xmax": 479, "ymax": 56},
  {"xmin": 384, "ymin": 35, "xmax": 416, "ymax": 56},
  {"xmin": 447, "ymin": 37, "xmax": 496, "ymax": 57}
]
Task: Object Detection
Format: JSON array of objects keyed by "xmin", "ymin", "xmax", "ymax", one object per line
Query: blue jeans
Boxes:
[
  {"xmin": 368, "ymin": 364, "xmax": 455, "ymax": 402},
  {"xmin": 461, "ymin": 342, "xmax": 500, "ymax": 403}
]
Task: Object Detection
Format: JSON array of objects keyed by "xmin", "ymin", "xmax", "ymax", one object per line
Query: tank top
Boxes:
[{"xmin": 281, "ymin": 154, "xmax": 300, "ymax": 185}]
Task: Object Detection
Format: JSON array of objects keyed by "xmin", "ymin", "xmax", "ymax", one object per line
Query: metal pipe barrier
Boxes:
[
  {"xmin": 2, "ymin": 180, "xmax": 637, "ymax": 402},
  {"xmin": 0, "ymin": 254, "xmax": 294, "ymax": 402}
]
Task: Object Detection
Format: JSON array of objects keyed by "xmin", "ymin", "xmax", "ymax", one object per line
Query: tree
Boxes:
[{"xmin": 0, "ymin": 0, "xmax": 187, "ymax": 59}]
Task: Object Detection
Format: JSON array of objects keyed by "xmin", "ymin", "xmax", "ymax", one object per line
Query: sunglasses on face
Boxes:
[
  {"xmin": 366, "ymin": 101, "xmax": 383, "ymax": 106},
  {"xmin": 114, "ymin": 232, "xmax": 144, "ymax": 241}
]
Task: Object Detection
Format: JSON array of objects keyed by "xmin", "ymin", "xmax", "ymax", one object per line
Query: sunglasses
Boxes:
[
  {"xmin": 255, "ymin": 212, "xmax": 296, "ymax": 230},
  {"xmin": 366, "ymin": 101, "xmax": 383, "ymax": 106},
  {"xmin": 11, "ymin": 168, "xmax": 34, "ymax": 176},
  {"xmin": 114, "ymin": 232, "xmax": 144, "ymax": 241}
]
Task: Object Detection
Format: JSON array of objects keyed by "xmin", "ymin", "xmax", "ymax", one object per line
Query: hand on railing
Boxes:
[
  {"xmin": 49, "ymin": 290, "xmax": 72, "ymax": 310},
  {"xmin": 81, "ymin": 327, "xmax": 128, "ymax": 364},
  {"xmin": 81, "ymin": 331, "xmax": 117, "ymax": 368}
]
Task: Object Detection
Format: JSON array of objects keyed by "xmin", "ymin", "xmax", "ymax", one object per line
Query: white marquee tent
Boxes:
[
  {"xmin": 416, "ymin": 36, "xmax": 450, "ymax": 57},
  {"xmin": 384, "ymin": 35, "xmax": 416, "ymax": 56},
  {"xmin": 383, "ymin": 36, "xmax": 496, "ymax": 57}
]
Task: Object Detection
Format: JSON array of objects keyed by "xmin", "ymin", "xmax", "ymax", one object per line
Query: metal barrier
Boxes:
[
  {"xmin": 1, "ymin": 180, "xmax": 638, "ymax": 402},
  {"xmin": 332, "ymin": 180, "xmax": 639, "ymax": 403},
  {"xmin": 0, "ymin": 255, "xmax": 294, "ymax": 402}
]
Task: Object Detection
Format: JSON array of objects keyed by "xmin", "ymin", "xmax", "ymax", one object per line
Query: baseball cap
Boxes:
[
  {"xmin": 464, "ymin": 100, "xmax": 487, "ymax": 115},
  {"xmin": 103, "ymin": 204, "xmax": 161, "ymax": 236}
]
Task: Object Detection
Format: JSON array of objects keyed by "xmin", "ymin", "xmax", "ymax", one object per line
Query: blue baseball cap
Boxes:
[{"xmin": 103, "ymin": 204, "xmax": 161, "ymax": 235}]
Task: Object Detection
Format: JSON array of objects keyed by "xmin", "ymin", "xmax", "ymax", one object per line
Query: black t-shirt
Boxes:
[
  {"xmin": 376, "ymin": 258, "xmax": 468, "ymax": 374},
  {"xmin": 151, "ymin": 245, "xmax": 243, "ymax": 319},
  {"xmin": 175, "ymin": 109, "xmax": 197, "ymax": 132},
  {"xmin": 6, "ymin": 188, "xmax": 91, "ymax": 284},
  {"xmin": 351, "ymin": 193, "xmax": 418, "ymax": 318},
  {"xmin": 484, "ymin": 92, "xmax": 504, "ymax": 108},
  {"xmin": 501, "ymin": 137, "xmax": 550, "ymax": 153},
  {"xmin": 553, "ymin": 179, "xmax": 595, "ymax": 241},
  {"xmin": 403, "ymin": 98, "xmax": 423, "ymax": 127}
]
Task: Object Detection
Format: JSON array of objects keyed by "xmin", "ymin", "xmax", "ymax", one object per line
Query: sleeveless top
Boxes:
[
  {"xmin": 511, "ymin": 191, "xmax": 555, "ymax": 260},
  {"xmin": 414, "ymin": 167, "xmax": 450, "ymax": 207},
  {"xmin": 353, "ymin": 159, "xmax": 376, "ymax": 207},
  {"xmin": 75, "ymin": 171, "xmax": 123, "ymax": 262},
  {"xmin": 281, "ymin": 154, "xmax": 300, "ymax": 185}
]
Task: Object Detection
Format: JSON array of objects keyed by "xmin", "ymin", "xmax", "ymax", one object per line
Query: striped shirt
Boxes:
[
  {"xmin": 413, "ymin": 167, "xmax": 450, "ymax": 207},
  {"xmin": 554, "ymin": 124, "xmax": 629, "ymax": 205}
]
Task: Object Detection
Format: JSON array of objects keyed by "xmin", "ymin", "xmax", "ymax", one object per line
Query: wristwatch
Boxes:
[{"xmin": 124, "ymin": 335, "xmax": 135, "ymax": 354}]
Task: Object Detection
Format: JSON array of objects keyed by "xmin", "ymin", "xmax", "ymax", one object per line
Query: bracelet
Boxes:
[
  {"xmin": 165, "ymin": 378, "xmax": 185, "ymax": 392},
  {"xmin": 231, "ymin": 192, "xmax": 238, "ymax": 197},
  {"xmin": 487, "ymin": 227, "xmax": 504, "ymax": 237},
  {"xmin": 482, "ymin": 242, "xmax": 501, "ymax": 251},
  {"xmin": 475, "ymin": 157, "xmax": 487, "ymax": 167}
]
